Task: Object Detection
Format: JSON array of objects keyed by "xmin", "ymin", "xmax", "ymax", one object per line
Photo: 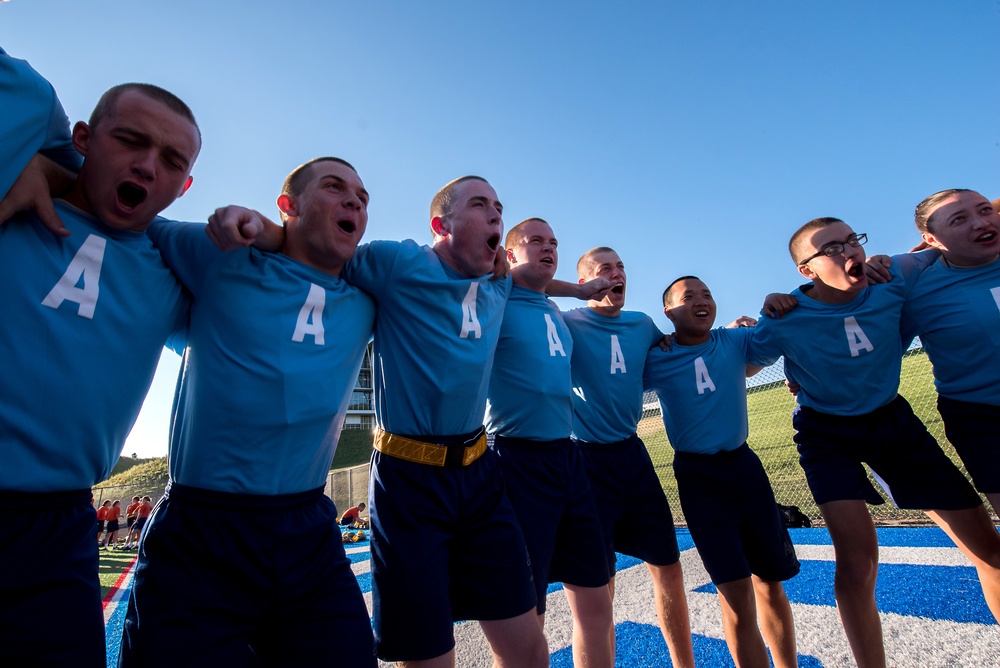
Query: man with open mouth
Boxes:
[
  {"xmin": 754, "ymin": 217, "xmax": 1000, "ymax": 668},
  {"xmin": 119, "ymin": 157, "xmax": 377, "ymax": 667},
  {"xmin": 644, "ymin": 275, "xmax": 799, "ymax": 668},
  {"xmin": 485, "ymin": 217, "xmax": 615, "ymax": 668},
  {"xmin": 563, "ymin": 246, "xmax": 698, "ymax": 668},
  {"xmin": 0, "ymin": 65, "xmax": 198, "ymax": 666}
]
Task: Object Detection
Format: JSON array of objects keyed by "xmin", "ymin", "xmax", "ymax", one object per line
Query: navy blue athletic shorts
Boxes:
[
  {"xmin": 793, "ymin": 395, "xmax": 982, "ymax": 510},
  {"xmin": 493, "ymin": 436, "xmax": 610, "ymax": 614},
  {"xmin": 937, "ymin": 395, "xmax": 1000, "ymax": 494},
  {"xmin": 674, "ymin": 444, "xmax": 800, "ymax": 585},
  {"xmin": 369, "ymin": 443, "xmax": 536, "ymax": 662},
  {"xmin": 120, "ymin": 483, "xmax": 374, "ymax": 668},
  {"xmin": 576, "ymin": 434, "xmax": 680, "ymax": 571},
  {"xmin": 0, "ymin": 489, "xmax": 104, "ymax": 667}
]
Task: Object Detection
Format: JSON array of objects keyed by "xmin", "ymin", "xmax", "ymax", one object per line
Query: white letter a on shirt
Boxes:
[
  {"xmin": 844, "ymin": 316, "xmax": 874, "ymax": 357},
  {"xmin": 459, "ymin": 283, "xmax": 482, "ymax": 339},
  {"xmin": 292, "ymin": 283, "xmax": 326, "ymax": 345},
  {"xmin": 41, "ymin": 234, "xmax": 107, "ymax": 319}
]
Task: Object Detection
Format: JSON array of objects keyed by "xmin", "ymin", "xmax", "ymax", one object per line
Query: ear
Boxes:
[
  {"xmin": 430, "ymin": 215, "xmax": 448, "ymax": 238},
  {"xmin": 277, "ymin": 194, "xmax": 297, "ymax": 218},
  {"xmin": 921, "ymin": 231, "xmax": 944, "ymax": 250},
  {"xmin": 663, "ymin": 305, "xmax": 675, "ymax": 322},
  {"xmin": 178, "ymin": 175, "xmax": 193, "ymax": 197},
  {"xmin": 797, "ymin": 262, "xmax": 816, "ymax": 281},
  {"xmin": 71, "ymin": 121, "xmax": 91, "ymax": 156},
  {"xmin": 506, "ymin": 247, "xmax": 517, "ymax": 265}
]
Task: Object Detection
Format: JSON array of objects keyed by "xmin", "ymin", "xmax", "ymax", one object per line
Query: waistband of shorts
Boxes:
[
  {"xmin": 374, "ymin": 427, "xmax": 487, "ymax": 467},
  {"xmin": 493, "ymin": 435, "xmax": 572, "ymax": 450},
  {"xmin": 571, "ymin": 433, "xmax": 640, "ymax": 450},
  {"xmin": 673, "ymin": 442, "xmax": 748, "ymax": 462},
  {"xmin": 164, "ymin": 481, "xmax": 325, "ymax": 509},
  {"xmin": 0, "ymin": 488, "xmax": 92, "ymax": 510},
  {"xmin": 798, "ymin": 394, "xmax": 904, "ymax": 423}
]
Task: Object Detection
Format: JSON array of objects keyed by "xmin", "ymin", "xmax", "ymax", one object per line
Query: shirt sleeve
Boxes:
[{"xmin": 146, "ymin": 219, "xmax": 220, "ymax": 296}]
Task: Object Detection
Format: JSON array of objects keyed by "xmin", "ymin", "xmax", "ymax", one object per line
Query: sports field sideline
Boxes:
[{"xmin": 101, "ymin": 526, "xmax": 999, "ymax": 667}]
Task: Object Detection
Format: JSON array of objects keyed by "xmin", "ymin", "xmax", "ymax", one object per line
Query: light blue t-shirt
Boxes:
[
  {"xmin": 0, "ymin": 203, "xmax": 187, "ymax": 492},
  {"xmin": 643, "ymin": 327, "xmax": 776, "ymax": 454},
  {"xmin": 343, "ymin": 240, "xmax": 511, "ymax": 437},
  {"xmin": 485, "ymin": 285, "xmax": 574, "ymax": 440},
  {"xmin": 0, "ymin": 46, "xmax": 82, "ymax": 199},
  {"xmin": 148, "ymin": 222, "xmax": 375, "ymax": 495},
  {"xmin": 563, "ymin": 308, "xmax": 662, "ymax": 443},
  {"xmin": 752, "ymin": 263, "xmax": 916, "ymax": 416},
  {"xmin": 901, "ymin": 255, "xmax": 1000, "ymax": 405}
]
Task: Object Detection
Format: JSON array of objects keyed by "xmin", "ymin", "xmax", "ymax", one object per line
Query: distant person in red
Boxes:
[
  {"xmin": 130, "ymin": 496, "xmax": 153, "ymax": 547},
  {"xmin": 124, "ymin": 496, "xmax": 141, "ymax": 548},
  {"xmin": 96, "ymin": 500, "xmax": 110, "ymax": 543},
  {"xmin": 101, "ymin": 500, "xmax": 122, "ymax": 550},
  {"xmin": 340, "ymin": 502, "xmax": 366, "ymax": 526}
]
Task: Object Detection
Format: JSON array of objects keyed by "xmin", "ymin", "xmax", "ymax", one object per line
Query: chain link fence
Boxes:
[
  {"xmin": 640, "ymin": 345, "xmax": 986, "ymax": 525},
  {"xmin": 95, "ymin": 346, "xmax": 984, "ymax": 527}
]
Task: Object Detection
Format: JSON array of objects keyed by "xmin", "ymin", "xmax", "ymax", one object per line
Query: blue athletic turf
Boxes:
[
  {"xmin": 694, "ymin": 560, "xmax": 994, "ymax": 625},
  {"xmin": 102, "ymin": 527, "xmax": 996, "ymax": 667},
  {"xmin": 550, "ymin": 621, "xmax": 824, "ymax": 667},
  {"xmin": 788, "ymin": 526, "xmax": 969, "ymax": 548}
]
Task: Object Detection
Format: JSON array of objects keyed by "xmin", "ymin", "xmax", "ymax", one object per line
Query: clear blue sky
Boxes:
[{"xmin": 3, "ymin": 0, "xmax": 998, "ymax": 458}]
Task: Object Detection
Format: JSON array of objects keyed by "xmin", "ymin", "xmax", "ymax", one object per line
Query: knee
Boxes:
[
  {"xmin": 568, "ymin": 587, "xmax": 613, "ymax": 626},
  {"xmin": 651, "ymin": 562, "xmax": 684, "ymax": 591},
  {"xmin": 835, "ymin": 555, "xmax": 878, "ymax": 591}
]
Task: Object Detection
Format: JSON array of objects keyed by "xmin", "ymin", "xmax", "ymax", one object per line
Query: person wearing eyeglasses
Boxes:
[{"xmin": 753, "ymin": 217, "xmax": 1000, "ymax": 668}]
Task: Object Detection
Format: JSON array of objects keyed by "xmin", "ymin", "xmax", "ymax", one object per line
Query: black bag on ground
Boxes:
[{"xmin": 777, "ymin": 504, "xmax": 812, "ymax": 528}]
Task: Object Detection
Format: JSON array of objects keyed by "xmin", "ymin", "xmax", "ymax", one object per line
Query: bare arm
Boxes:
[{"xmin": 547, "ymin": 276, "xmax": 613, "ymax": 300}]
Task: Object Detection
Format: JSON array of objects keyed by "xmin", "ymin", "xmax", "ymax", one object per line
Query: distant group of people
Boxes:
[
  {"xmin": 95, "ymin": 496, "xmax": 153, "ymax": 550},
  {"xmin": 1, "ymin": 43, "xmax": 999, "ymax": 668}
]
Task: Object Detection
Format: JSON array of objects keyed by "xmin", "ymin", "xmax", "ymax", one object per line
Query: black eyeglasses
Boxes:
[{"xmin": 798, "ymin": 233, "xmax": 868, "ymax": 265}]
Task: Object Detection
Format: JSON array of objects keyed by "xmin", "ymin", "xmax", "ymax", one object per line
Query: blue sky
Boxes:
[{"xmin": 3, "ymin": 0, "xmax": 998, "ymax": 457}]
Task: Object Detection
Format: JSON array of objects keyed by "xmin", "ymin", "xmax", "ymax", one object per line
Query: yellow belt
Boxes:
[{"xmin": 373, "ymin": 429, "xmax": 487, "ymax": 467}]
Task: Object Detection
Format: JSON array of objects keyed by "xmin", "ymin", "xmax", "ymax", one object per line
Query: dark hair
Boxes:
[
  {"xmin": 789, "ymin": 217, "xmax": 844, "ymax": 263},
  {"xmin": 90, "ymin": 83, "xmax": 201, "ymax": 146},
  {"xmin": 504, "ymin": 218, "xmax": 549, "ymax": 249},
  {"xmin": 430, "ymin": 176, "xmax": 489, "ymax": 219},
  {"xmin": 281, "ymin": 157, "xmax": 358, "ymax": 199},
  {"xmin": 662, "ymin": 275, "xmax": 701, "ymax": 307}
]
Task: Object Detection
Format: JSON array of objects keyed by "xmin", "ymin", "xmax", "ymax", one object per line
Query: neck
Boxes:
[
  {"xmin": 587, "ymin": 301, "xmax": 622, "ymax": 317},
  {"xmin": 673, "ymin": 330, "xmax": 710, "ymax": 346},
  {"xmin": 512, "ymin": 272, "xmax": 549, "ymax": 293},
  {"xmin": 802, "ymin": 281, "xmax": 859, "ymax": 305},
  {"xmin": 941, "ymin": 252, "xmax": 999, "ymax": 269}
]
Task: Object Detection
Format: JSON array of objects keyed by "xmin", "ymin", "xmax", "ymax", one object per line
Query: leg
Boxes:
[
  {"xmin": 926, "ymin": 505, "xmax": 1000, "ymax": 623},
  {"xmin": 479, "ymin": 610, "xmax": 550, "ymax": 668},
  {"xmin": 819, "ymin": 499, "xmax": 884, "ymax": 668},
  {"xmin": 715, "ymin": 578, "xmax": 770, "ymax": 668},
  {"xmin": 564, "ymin": 583, "xmax": 614, "ymax": 668},
  {"xmin": 646, "ymin": 562, "xmax": 695, "ymax": 668},
  {"xmin": 751, "ymin": 576, "xmax": 797, "ymax": 668}
]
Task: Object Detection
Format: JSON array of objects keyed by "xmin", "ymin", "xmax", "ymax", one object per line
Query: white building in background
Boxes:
[{"xmin": 343, "ymin": 342, "xmax": 375, "ymax": 430}]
